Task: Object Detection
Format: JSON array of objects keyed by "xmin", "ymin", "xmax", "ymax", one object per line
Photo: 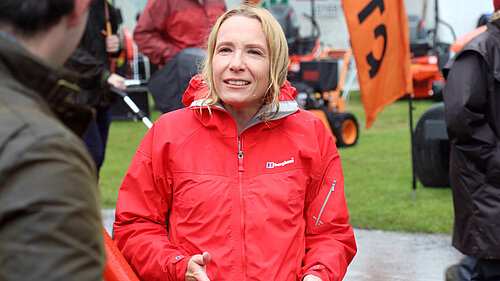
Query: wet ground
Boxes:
[
  {"xmin": 102, "ymin": 209, "xmax": 464, "ymax": 281},
  {"xmin": 344, "ymin": 228, "xmax": 464, "ymax": 281}
]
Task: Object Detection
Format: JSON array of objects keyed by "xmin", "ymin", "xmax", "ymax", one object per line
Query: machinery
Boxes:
[
  {"xmin": 413, "ymin": 17, "xmax": 488, "ymax": 188},
  {"xmin": 269, "ymin": 3, "xmax": 359, "ymax": 147},
  {"xmin": 408, "ymin": 14, "xmax": 448, "ymax": 101},
  {"xmin": 110, "ymin": 28, "xmax": 152, "ymax": 128}
]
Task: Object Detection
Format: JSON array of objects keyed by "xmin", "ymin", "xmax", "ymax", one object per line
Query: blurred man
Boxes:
[
  {"xmin": 0, "ymin": 0, "xmax": 106, "ymax": 280},
  {"xmin": 65, "ymin": 0, "xmax": 126, "ymax": 173},
  {"xmin": 443, "ymin": 0, "xmax": 500, "ymax": 280}
]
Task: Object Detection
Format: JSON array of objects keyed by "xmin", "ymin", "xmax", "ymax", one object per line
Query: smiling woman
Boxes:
[
  {"xmin": 201, "ymin": 5, "xmax": 290, "ymax": 125},
  {"xmin": 112, "ymin": 5, "xmax": 356, "ymax": 281},
  {"xmin": 211, "ymin": 15, "xmax": 270, "ymax": 130}
]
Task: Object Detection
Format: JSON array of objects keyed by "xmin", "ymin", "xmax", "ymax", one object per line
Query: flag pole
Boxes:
[{"xmin": 408, "ymin": 93, "xmax": 417, "ymax": 199}]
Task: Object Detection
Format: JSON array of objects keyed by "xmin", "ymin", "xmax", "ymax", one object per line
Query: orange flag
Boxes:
[{"xmin": 342, "ymin": 0, "xmax": 413, "ymax": 128}]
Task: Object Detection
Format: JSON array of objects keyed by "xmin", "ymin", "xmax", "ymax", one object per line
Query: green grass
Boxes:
[
  {"xmin": 99, "ymin": 91, "xmax": 455, "ymax": 234},
  {"xmin": 99, "ymin": 109, "xmax": 162, "ymax": 208},
  {"xmin": 339, "ymin": 92, "xmax": 454, "ymax": 234}
]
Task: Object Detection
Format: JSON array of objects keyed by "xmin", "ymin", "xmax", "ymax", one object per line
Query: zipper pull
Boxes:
[
  {"xmin": 238, "ymin": 140, "xmax": 243, "ymax": 158},
  {"xmin": 238, "ymin": 140, "xmax": 244, "ymax": 171},
  {"xmin": 315, "ymin": 180, "xmax": 336, "ymax": 226}
]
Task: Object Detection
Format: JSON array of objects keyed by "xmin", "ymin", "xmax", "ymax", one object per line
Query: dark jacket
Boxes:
[
  {"xmin": 443, "ymin": 20, "xmax": 500, "ymax": 259},
  {"xmin": 64, "ymin": 0, "xmax": 122, "ymax": 108},
  {"xmin": 0, "ymin": 34, "xmax": 106, "ymax": 279}
]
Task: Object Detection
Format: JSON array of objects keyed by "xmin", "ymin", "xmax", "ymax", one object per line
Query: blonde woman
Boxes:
[{"xmin": 114, "ymin": 5, "xmax": 356, "ymax": 281}]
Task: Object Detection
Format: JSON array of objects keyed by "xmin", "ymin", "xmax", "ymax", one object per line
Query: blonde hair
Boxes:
[{"xmin": 201, "ymin": 5, "xmax": 289, "ymax": 120}]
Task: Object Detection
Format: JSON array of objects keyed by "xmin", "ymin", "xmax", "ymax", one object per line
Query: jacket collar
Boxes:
[
  {"xmin": 482, "ymin": 20, "xmax": 500, "ymax": 81},
  {"xmin": 184, "ymin": 74, "xmax": 299, "ymax": 124},
  {"xmin": 443, "ymin": 20, "xmax": 500, "ymax": 81},
  {"xmin": 0, "ymin": 33, "xmax": 80, "ymax": 103},
  {"xmin": 0, "ymin": 33, "xmax": 94, "ymax": 137}
]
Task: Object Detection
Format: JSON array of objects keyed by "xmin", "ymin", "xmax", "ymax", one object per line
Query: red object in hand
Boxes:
[{"xmin": 102, "ymin": 227, "xmax": 140, "ymax": 281}]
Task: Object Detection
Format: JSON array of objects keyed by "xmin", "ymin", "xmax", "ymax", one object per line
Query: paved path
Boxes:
[
  {"xmin": 102, "ymin": 209, "xmax": 463, "ymax": 281},
  {"xmin": 344, "ymin": 228, "xmax": 464, "ymax": 281}
]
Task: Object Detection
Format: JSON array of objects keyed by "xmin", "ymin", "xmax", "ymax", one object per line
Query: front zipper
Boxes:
[{"xmin": 237, "ymin": 137, "xmax": 247, "ymax": 280}]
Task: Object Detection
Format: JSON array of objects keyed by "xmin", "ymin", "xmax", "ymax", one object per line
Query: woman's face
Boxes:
[{"xmin": 212, "ymin": 15, "xmax": 270, "ymax": 114}]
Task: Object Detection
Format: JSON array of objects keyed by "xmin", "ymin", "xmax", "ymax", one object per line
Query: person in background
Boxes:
[
  {"xmin": 0, "ymin": 0, "xmax": 106, "ymax": 280},
  {"xmin": 65, "ymin": 0, "xmax": 126, "ymax": 173},
  {"xmin": 113, "ymin": 5, "xmax": 356, "ymax": 281},
  {"xmin": 134, "ymin": 0, "xmax": 226, "ymax": 67},
  {"xmin": 134, "ymin": 0, "xmax": 226, "ymax": 113},
  {"xmin": 443, "ymin": 0, "xmax": 500, "ymax": 280}
]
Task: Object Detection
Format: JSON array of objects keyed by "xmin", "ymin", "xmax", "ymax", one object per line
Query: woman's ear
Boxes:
[{"xmin": 67, "ymin": 0, "xmax": 92, "ymax": 27}]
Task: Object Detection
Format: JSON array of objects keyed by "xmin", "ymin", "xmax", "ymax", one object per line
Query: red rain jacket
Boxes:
[
  {"xmin": 133, "ymin": 0, "xmax": 226, "ymax": 66},
  {"xmin": 113, "ymin": 75, "xmax": 357, "ymax": 281}
]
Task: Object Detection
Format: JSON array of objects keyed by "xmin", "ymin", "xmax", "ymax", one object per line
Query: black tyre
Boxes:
[
  {"xmin": 327, "ymin": 112, "xmax": 359, "ymax": 147},
  {"xmin": 430, "ymin": 81, "xmax": 444, "ymax": 102},
  {"xmin": 414, "ymin": 102, "xmax": 450, "ymax": 187}
]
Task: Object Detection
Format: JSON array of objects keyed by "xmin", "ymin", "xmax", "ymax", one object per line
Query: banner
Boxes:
[{"xmin": 342, "ymin": 0, "xmax": 413, "ymax": 128}]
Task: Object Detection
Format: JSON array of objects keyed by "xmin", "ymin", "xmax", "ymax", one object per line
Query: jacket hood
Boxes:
[{"xmin": 182, "ymin": 74, "xmax": 298, "ymax": 106}]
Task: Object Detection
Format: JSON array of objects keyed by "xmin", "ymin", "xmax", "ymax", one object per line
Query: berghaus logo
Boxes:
[{"xmin": 266, "ymin": 157, "xmax": 294, "ymax": 169}]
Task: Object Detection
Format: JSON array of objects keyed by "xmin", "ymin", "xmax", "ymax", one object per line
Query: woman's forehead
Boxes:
[{"xmin": 216, "ymin": 15, "xmax": 266, "ymax": 43}]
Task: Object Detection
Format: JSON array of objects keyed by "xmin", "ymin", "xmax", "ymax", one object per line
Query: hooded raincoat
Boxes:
[
  {"xmin": 443, "ymin": 20, "xmax": 500, "ymax": 259},
  {"xmin": 113, "ymin": 75, "xmax": 356, "ymax": 281}
]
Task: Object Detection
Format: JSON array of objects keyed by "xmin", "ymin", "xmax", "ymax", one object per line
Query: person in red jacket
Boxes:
[
  {"xmin": 134, "ymin": 0, "xmax": 226, "ymax": 67},
  {"xmin": 134, "ymin": 0, "xmax": 226, "ymax": 113},
  {"xmin": 114, "ymin": 5, "xmax": 356, "ymax": 281}
]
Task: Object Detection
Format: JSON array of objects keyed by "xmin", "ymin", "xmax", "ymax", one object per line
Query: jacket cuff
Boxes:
[
  {"xmin": 168, "ymin": 254, "xmax": 190, "ymax": 281},
  {"xmin": 101, "ymin": 70, "xmax": 112, "ymax": 84},
  {"xmin": 301, "ymin": 264, "xmax": 329, "ymax": 281}
]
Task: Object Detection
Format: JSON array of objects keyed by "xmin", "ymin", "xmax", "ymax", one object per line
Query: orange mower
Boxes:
[{"xmin": 269, "ymin": 3, "xmax": 359, "ymax": 147}]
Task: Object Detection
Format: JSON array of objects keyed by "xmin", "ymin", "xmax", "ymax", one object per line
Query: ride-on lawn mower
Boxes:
[
  {"xmin": 409, "ymin": 15, "xmax": 442, "ymax": 100},
  {"xmin": 407, "ymin": 14, "xmax": 451, "ymax": 101},
  {"xmin": 269, "ymin": 3, "xmax": 359, "ymax": 147}
]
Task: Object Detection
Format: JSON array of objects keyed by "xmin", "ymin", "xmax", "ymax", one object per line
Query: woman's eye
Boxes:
[
  {"xmin": 249, "ymin": 50, "xmax": 262, "ymax": 56},
  {"xmin": 219, "ymin": 47, "xmax": 231, "ymax": 53}
]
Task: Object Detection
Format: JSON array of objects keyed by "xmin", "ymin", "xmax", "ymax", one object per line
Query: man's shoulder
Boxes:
[{"xmin": 0, "ymin": 90, "xmax": 92, "ymax": 170}]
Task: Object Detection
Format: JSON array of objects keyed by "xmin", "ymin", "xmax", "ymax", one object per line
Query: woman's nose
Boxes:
[{"xmin": 229, "ymin": 52, "xmax": 245, "ymax": 72}]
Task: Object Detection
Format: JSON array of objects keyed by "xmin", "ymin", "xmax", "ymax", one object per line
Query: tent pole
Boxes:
[{"xmin": 408, "ymin": 93, "xmax": 417, "ymax": 199}]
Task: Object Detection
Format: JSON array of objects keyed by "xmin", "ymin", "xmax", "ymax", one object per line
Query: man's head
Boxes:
[
  {"xmin": 0, "ymin": 1, "xmax": 73, "ymax": 35},
  {"xmin": 0, "ymin": 0, "xmax": 92, "ymax": 65}
]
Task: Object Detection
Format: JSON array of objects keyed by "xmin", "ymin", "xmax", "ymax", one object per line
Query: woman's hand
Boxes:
[
  {"xmin": 185, "ymin": 252, "xmax": 211, "ymax": 281},
  {"xmin": 303, "ymin": 275, "xmax": 322, "ymax": 281}
]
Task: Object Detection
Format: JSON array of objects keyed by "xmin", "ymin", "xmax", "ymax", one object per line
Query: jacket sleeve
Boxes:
[
  {"xmin": 299, "ymin": 119, "xmax": 357, "ymax": 281},
  {"xmin": 1, "ymin": 136, "xmax": 105, "ymax": 280},
  {"xmin": 133, "ymin": 0, "xmax": 181, "ymax": 66},
  {"xmin": 65, "ymin": 45, "xmax": 110, "ymax": 90},
  {"xmin": 443, "ymin": 51, "xmax": 500, "ymax": 183},
  {"xmin": 113, "ymin": 125, "xmax": 190, "ymax": 281}
]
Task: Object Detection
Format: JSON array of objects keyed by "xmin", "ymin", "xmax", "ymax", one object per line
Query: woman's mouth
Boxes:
[{"xmin": 224, "ymin": 80, "xmax": 250, "ymax": 86}]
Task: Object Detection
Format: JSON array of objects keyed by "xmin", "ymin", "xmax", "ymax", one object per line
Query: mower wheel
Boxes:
[
  {"xmin": 431, "ymin": 81, "xmax": 444, "ymax": 102},
  {"xmin": 414, "ymin": 102, "xmax": 450, "ymax": 188},
  {"xmin": 327, "ymin": 112, "xmax": 359, "ymax": 147}
]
